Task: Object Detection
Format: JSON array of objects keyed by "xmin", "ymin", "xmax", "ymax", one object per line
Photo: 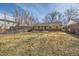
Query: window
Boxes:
[{"xmin": 56, "ymin": 26, "xmax": 58, "ymax": 29}]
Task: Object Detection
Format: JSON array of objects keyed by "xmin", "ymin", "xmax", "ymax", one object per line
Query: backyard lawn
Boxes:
[{"xmin": 0, "ymin": 32, "xmax": 79, "ymax": 56}]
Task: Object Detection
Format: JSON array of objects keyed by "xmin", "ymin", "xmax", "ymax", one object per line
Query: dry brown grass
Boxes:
[{"xmin": 0, "ymin": 32, "xmax": 79, "ymax": 56}]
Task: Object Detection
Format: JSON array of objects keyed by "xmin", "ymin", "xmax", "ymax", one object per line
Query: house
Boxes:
[
  {"xmin": 0, "ymin": 19, "xmax": 16, "ymax": 29},
  {"xmin": 9, "ymin": 25, "xmax": 32, "ymax": 33},
  {"xmin": 66, "ymin": 19, "xmax": 79, "ymax": 34},
  {"xmin": 0, "ymin": 18, "xmax": 17, "ymax": 33},
  {"xmin": 0, "ymin": 27, "xmax": 6, "ymax": 33},
  {"xmin": 32, "ymin": 21, "xmax": 62, "ymax": 31}
]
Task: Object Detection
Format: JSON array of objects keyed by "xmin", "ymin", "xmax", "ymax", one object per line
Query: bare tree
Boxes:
[
  {"xmin": 21, "ymin": 10, "xmax": 39, "ymax": 26},
  {"xmin": 13, "ymin": 7, "xmax": 20, "ymax": 26},
  {"xmin": 2, "ymin": 11, "xmax": 7, "ymax": 29},
  {"xmin": 13, "ymin": 7, "xmax": 39, "ymax": 26},
  {"xmin": 43, "ymin": 11, "xmax": 62, "ymax": 23},
  {"xmin": 43, "ymin": 15, "xmax": 52, "ymax": 23},
  {"xmin": 21, "ymin": 10, "xmax": 30, "ymax": 25},
  {"xmin": 64, "ymin": 8, "xmax": 79, "ymax": 21},
  {"xmin": 26, "ymin": 15, "xmax": 38, "ymax": 25}
]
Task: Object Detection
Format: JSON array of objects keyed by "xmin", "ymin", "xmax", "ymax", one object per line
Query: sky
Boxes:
[{"xmin": 0, "ymin": 3, "xmax": 79, "ymax": 21}]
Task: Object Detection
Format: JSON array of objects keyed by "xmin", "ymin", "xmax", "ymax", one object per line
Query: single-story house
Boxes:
[{"xmin": 32, "ymin": 21, "xmax": 62, "ymax": 31}]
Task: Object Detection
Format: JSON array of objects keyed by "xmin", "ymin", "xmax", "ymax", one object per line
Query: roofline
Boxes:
[
  {"xmin": 70, "ymin": 19, "xmax": 79, "ymax": 23},
  {"xmin": 0, "ymin": 19, "xmax": 16, "ymax": 23}
]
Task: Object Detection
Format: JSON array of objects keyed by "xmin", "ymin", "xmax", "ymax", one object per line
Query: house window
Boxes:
[
  {"xmin": 56, "ymin": 26, "xmax": 58, "ymax": 29},
  {"xmin": 38, "ymin": 26, "xmax": 40, "ymax": 29}
]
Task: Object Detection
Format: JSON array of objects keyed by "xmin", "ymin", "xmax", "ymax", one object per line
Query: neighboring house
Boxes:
[
  {"xmin": 0, "ymin": 18, "xmax": 17, "ymax": 33},
  {"xmin": 0, "ymin": 13, "xmax": 17, "ymax": 29},
  {"xmin": 0, "ymin": 27, "xmax": 6, "ymax": 33},
  {"xmin": 0, "ymin": 19, "xmax": 16, "ymax": 29},
  {"xmin": 32, "ymin": 21, "xmax": 62, "ymax": 31},
  {"xmin": 66, "ymin": 19, "xmax": 79, "ymax": 34},
  {"xmin": 9, "ymin": 25, "xmax": 32, "ymax": 33}
]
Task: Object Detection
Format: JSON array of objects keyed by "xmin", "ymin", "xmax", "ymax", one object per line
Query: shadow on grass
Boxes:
[{"xmin": 65, "ymin": 32, "xmax": 79, "ymax": 39}]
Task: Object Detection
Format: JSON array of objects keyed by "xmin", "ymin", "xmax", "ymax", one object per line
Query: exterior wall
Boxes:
[
  {"xmin": 0, "ymin": 27, "xmax": 6, "ymax": 33},
  {"xmin": 32, "ymin": 24, "xmax": 62, "ymax": 31},
  {"xmin": 66, "ymin": 19, "xmax": 79, "ymax": 34},
  {"xmin": 66, "ymin": 23, "xmax": 79, "ymax": 34},
  {"xmin": 8, "ymin": 26, "xmax": 32, "ymax": 32},
  {"xmin": 0, "ymin": 20, "xmax": 16, "ymax": 29}
]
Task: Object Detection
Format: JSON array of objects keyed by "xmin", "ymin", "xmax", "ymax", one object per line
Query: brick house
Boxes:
[{"xmin": 32, "ymin": 21, "xmax": 62, "ymax": 31}]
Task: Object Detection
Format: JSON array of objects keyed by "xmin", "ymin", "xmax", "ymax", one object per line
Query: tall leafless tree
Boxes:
[
  {"xmin": 13, "ymin": 7, "xmax": 39, "ymax": 26},
  {"xmin": 21, "ymin": 10, "xmax": 30, "ymax": 25},
  {"xmin": 43, "ymin": 11, "xmax": 62, "ymax": 23},
  {"xmin": 64, "ymin": 8, "xmax": 79, "ymax": 21},
  {"xmin": 2, "ymin": 11, "xmax": 7, "ymax": 29},
  {"xmin": 13, "ymin": 7, "xmax": 20, "ymax": 26}
]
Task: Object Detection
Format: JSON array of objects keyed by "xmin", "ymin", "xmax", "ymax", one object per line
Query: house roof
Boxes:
[
  {"xmin": 0, "ymin": 19, "xmax": 16, "ymax": 23},
  {"xmin": 67, "ymin": 19, "xmax": 79, "ymax": 25},
  {"xmin": 33, "ymin": 21, "xmax": 62, "ymax": 26},
  {"xmin": 72, "ymin": 19, "xmax": 79, "ymax": 23}
]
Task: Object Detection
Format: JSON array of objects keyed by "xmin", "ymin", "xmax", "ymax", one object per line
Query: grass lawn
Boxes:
[{"xmin": 0, "ymin": 32, "xmax": 79, "ymax": 56}]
